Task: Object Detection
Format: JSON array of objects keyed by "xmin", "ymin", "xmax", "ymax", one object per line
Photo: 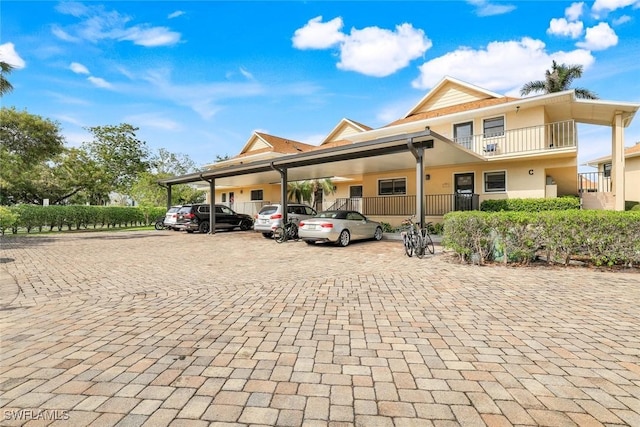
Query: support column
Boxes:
[
  {"xmin": 209, "ymin": 178, "xmax": 216, "ymax": 234},
  {"xmin": 166, "ymin": 185, "xmax": 172, "ymax": 211},
  {"xmin": 415, "ymin": 146, "xmax": 425, "ymax": 227},
  {"xmin": 271, "ymin": 163, "xmax": 288, "ymax": 223},
  {"xmin": 612, "ymin": 113, "xmax": 625, "ymax": 211}
]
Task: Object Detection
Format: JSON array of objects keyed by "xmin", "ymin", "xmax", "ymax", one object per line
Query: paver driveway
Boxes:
[{"xmin": 1, "ymin": 230, "xmax": 639, "ymax": 427}]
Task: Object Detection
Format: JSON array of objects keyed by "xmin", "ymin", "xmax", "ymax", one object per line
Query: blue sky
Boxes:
[{"xmin": 2, "ymin": 0, "xmax": 640, "ymax": 171}]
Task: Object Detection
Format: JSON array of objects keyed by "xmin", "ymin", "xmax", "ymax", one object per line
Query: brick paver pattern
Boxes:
[{"xmin": 1, "ymin": 230, "xmax": 639, "ymax": 426}]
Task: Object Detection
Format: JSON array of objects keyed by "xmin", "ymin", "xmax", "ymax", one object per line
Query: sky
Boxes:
[{"xmin": 2, "ymin": 0, "xmax": 640, "ymax": 172}]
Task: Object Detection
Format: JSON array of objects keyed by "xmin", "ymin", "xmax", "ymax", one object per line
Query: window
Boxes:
[
  {"xmin": 221, "ymin": 193, "xmax": 226, "ymax": 202},
  {"xmin": 483, "ymin": 117, "xmax": 504, "ymax": 138},
  {"xmin": 350, "ymin": 185, "xmax": 363, "ymax": 198},
  {"xmin": 250, "ymin": 189, "xmax": 263, "ymax": 201},
  {"xmin": 603, "ymin": 163, "xmax": 612, "ymax": 178},
  {"xmin": 378, "ymin": 178, "xmax": 406, "ymax": 195},
  {"xmin": 454, "ymin": 122, "xmax": 473, "ymax": 148},
  {"xmin": 484, "ymin": 171, "xmax": 506, "ymax": 193}
]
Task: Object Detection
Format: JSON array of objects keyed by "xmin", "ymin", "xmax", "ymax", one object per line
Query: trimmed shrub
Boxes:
[
  {"xmin": 0, "ymin": 206, "xmax": 18, "ymax": 235},
  {"xmin": 443, "ymin": 210, "xmax": 640, "ymax": 267},
  {"xmin": 481, "ymin": 196, "xmax": 580, "ymax": 212}
]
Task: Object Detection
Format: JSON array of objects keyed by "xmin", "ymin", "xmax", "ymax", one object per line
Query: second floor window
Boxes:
[
  {"xmin": 483, "ymin": 117, "xmax": 504, "ymax": 138},
  {"xmin": 603, "ymin": 163, "xmax": 612, "ymax": 178},
  {"xmin": 454, "ymin": 122, "xmax": 473, "ymax": 148}
]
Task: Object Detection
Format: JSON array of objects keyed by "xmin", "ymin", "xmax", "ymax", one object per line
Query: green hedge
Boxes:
[
  {"xmin": 480, "ymin": 196, "xmax": 580, "ymax": 212},
  {"xmin": 3, "ymin": 205, "xmax": 166, "ymax": 234},
  {"xmin": 443, "ymin": 210, "xmax": 640, "ymax": 267}
]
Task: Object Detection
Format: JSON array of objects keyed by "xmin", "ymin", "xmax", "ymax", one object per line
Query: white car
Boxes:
[
  {"xmin": 254, "ymin": 203, "xmax": 316, "ymax": 238},
  {"xmin": 298, "ymin": 210, "xmax": 383, "ymax": 247},
  {"xmin": 162, "ymin": 205, "xmax": 182, "ymax": 230}
]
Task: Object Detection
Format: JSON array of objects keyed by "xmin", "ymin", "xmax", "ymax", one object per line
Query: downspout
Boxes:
[
  {"xmin": 200, "ymin": 174, "xmax": 216, "ymax": 234},
  {"xmin": 407, "ymin": 137, "xmax": 425, "ymax": 227},
  {"xmin": 270, "ymin": 162, "xmax": 288, "ymax": 223}
]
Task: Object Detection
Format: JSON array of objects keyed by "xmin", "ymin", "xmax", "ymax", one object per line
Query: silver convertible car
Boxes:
[{"xmin": 298, "ymin": 210, "xmax": 383, "ymax": 247}]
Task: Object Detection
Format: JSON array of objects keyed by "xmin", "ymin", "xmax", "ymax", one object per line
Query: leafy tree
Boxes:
[
  {"xmin": 0, "ymin": 61, "xmax": 14, "ymax": 96},
  {"xmin": 82, "ymin": 124, "xmax": 150, "ymax": 195},
  {"xmin": 0, "ymin": 108, "xmax": 66, "ymax": 204},
  {"xmin": 0, "ymin": 107, "xmax": 65, "ymax": 164},
  {"xmin": 287, "ymin": 178, "xmax": 335, "ymax": 209},
  {"xmin": 520, "ymin": 61, "xmax": 598, "ymax": 99}
]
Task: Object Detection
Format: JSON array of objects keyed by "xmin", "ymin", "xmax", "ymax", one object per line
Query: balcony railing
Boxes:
[
  {"xmin": 578, "ymin": 172, "xmax": 612, "ymax": 193},
  {"xmin": 325, "ymin": 194, "xmax": 479, "ymax": 217},
  {"xmin": 452, "ymin": 120, "xmax": 576, "ymax": 157}
]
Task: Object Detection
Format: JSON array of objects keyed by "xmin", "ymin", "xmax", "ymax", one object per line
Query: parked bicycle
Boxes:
[
  {"xmin": 273, "ymin": 217, "xmax": 298, "ymax": 243},
  {"xmin": 401, "ymin": 216, "xmax": 435, "ymax": 258}
]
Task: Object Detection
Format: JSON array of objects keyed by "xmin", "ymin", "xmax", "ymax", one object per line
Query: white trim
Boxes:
[{"xmin": 483, "ymin": 170, "xmax": 507, "ymax": 193}]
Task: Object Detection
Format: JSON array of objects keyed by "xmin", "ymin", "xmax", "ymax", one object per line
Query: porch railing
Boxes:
[
  {"xmin": 221, "ymin": 200, "xmax": 271, "ymax": 216},
  {"xmin": 578, "ymin": 172, "xmax": 612, "ymax": 193},
  {"xmin": 325, "ymin": 194, "xmax": 479, "ymax": 217},
  {"xmin": 452, "ymin": 120, "xmax": 576, "ymax": 157}
]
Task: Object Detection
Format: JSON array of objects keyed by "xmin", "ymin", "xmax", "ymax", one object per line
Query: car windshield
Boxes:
[
  {"xmin": 315, "ymin": 211, "xmax": 339, "ymax": 219},
  {"xmin": 177, "ymin": 206, "xmax": 191, "ymax": 214},
  {"xmin": 167, "ymin": 207, "xmax": 180, "ymax": 213}
]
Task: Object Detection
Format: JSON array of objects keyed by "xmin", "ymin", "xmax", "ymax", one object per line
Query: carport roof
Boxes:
[{"xmin": 158, "ymin": 129, "xmax": 485, "ymax": 188}]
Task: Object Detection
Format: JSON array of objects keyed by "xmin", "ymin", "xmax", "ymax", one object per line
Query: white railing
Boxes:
[{"xmin": 452, "ymin": 120, "xmax": 576, "ymax": 157}]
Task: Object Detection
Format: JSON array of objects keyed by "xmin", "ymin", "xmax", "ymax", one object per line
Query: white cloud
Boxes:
[
  {"xmin": 53, "ymin": 2, "xmax": 182, "ymax": 47},
  {"xmin": 466, "ymin": 0, "xmax": 517, "ymax": 17},
  {"xmin": 168, "ymin": 10, "xmax": 185, "ymax": 19},
  {"xmin": 293, "ymin": 18, "xmax": 432, "ymax": 77},
  {"xmin": 411, "ymin": 37, "xmax": 595, "ymax": 96},
  {"xmin": 548, "ymin": 18, "xmax": 584, "ymax": 38},
  {"xmin": 119, "ymin": 26, "xmax": 181, "ymax": 47},
  {"xmin": 566, "ymin": 2, "xmax": 585, "ymax": 20},
  {"xmin": 70, "ymin": 62, "xmax": 90, "ymax": 74},
  {"xmin": 88, "ymin": 76, "xmax": 113, "ymax": 89},
  {"xmin": 613, "ymin": 14, "xmax": 632, "ymax": 24},
  {"xmin": 292, "ymin": 16, "xmax": 345, "ymax": 49},
  {"xmin": 125, "ymin": 113, "xmax": 181, "ymax": 131},
  {"xmin": 0, "ymin": 42, "xmax": 26, "ymax": 68},
  {"xmin": 592, "ymin": 0, "xmax": 640, "ymax": 15},
  {"xmin": 239, "ymin": 67, "xmax": 255, "ymax": 81},
  {"xmin": 338, "ymin": 24, "xmax": 432, "ymax": 77},
  {"xmin": 576, "ymin": 22, "xmax": 618, "ymax": 50}
]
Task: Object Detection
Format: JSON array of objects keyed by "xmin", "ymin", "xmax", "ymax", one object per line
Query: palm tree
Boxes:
[
  {"xmin": 0, "ymin": 61, "xmax": 14, "ymax": 96},
  {"xmin": 520, "ymin": 61, "xmax": 598, "ymax": 99},
  {"xmin": 287, "ymin": 180, "xmax": 312, "ymax": 204}
]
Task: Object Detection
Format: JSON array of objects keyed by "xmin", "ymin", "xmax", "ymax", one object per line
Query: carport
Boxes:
[{"xmin": 158, "ymin": 128, "xmax": 485, "ymax": 233}]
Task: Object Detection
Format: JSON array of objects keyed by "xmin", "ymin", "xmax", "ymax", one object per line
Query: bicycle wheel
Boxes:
[
  {"xmin": 423, "ymin": 232, "xmax": 435, "ymax": 255},
  {"xmin": 415, "ymin": 234, "xmax": 425, "ymax": 259},
  {"xmin": 403, "ymin": 234, "xmax": 414, "ymax": 257},
  {"xmin": 273, "ymin": 226, "xmax": 286, "ymax": 243}
]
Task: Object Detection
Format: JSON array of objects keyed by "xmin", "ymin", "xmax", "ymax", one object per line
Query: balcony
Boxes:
[{"xmin": 452, "ymin": 120, "xmax": 577, "ymax": 157}]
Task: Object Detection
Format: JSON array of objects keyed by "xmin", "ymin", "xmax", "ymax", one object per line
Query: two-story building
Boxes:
[{"xmin": 160, "ymin": 76, "xmax": 639, "ymax": 226}]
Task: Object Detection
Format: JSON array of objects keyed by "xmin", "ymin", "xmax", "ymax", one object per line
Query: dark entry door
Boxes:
[{"xmin": 454, "ymin": 173, "xmax": 474, "ymax": 211}]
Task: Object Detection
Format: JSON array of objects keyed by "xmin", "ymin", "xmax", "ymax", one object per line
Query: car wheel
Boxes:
[
  {"xmin": 240, "ymin": 220, "xmax": 252, "ymax": 231},
  {"xmin": 262, "ymin": 232, "xmax": 272, "ymax": 238},
  {"xmin": 198, "ymin": 221, "xmax": 210, "ymax": 234},
  {"xmin": 337, "ymin": 230, "xmax": 350, "ymax": 247},
  {"xmin": 154, "ymin": 220, "xmax": 164, "ymax": 230},
  {"xmin": 373, "ymin": 227, "xmax": 383, "ymax": 241}
]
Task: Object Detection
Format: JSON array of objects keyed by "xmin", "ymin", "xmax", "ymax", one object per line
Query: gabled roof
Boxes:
[
  {"xmin": 238, "ymin": 131, "xmax": 316, "ymax": 157},
  {"xmin": 584, "ymin": 143, "xmax": 640, "ymax": 166},
  {"xmin": 386, "ymin": 96, "xmax": 519, "ymax": 127},
  {"xmin": 405, "ymin": 76, "xmax": 507, "ymax": 117},
  {"xmin": 320, "ymin": 118, "xmax": 372, "ymax": 146}
]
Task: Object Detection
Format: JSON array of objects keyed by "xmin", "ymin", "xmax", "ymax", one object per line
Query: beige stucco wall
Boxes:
[{"xmin": 625, "ymin": 157, "xmax": 640, "ymax": 202}]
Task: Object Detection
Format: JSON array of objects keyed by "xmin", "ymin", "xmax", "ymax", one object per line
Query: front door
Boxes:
[{"xmin": 454, "ymin": 173, "xmax": 474, "ymax": 211}]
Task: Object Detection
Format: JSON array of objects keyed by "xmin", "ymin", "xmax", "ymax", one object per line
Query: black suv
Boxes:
[{"xmin": 175, "ymin": 204, "xmax": 253, "ymax": 233}]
